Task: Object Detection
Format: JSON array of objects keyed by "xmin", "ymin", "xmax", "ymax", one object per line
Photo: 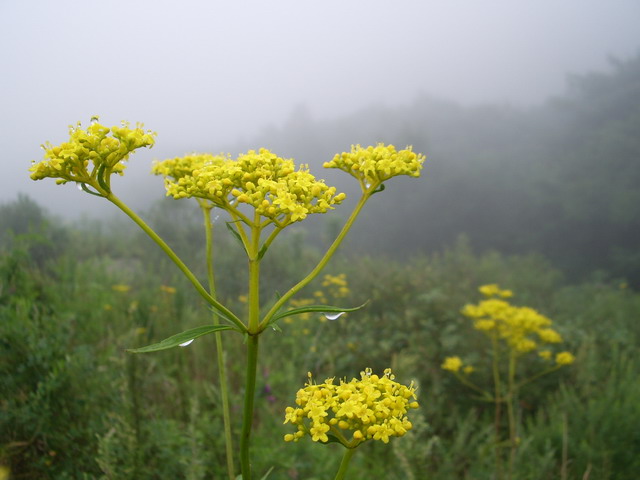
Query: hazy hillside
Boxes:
[{"xmin": 235, "ymin": 54, "xmax": 640, "ymax": 284}]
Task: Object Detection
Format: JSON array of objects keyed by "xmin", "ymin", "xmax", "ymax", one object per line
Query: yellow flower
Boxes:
[
  {"xmin": 153, "ymin": 149, "xmax": 346, "ymax": 228},
  {"xmin": 30, "ymin": 118, "xmax": 156, "ymax": 191},
  {"xmin": 538, "ymin": 350, "xmax": 552, "ymax": 360},
  {"xmin": 160, "ymin": 285, "xmax": 177, "ymax": 294},
  {"xmin": 463, "ymin": 365, "xmax": 474, "ymax": 374},
  {"xmin": 479, "ymin": 284, "xmax": 513, "ymax": 298},
  {"xmin": 324, "ymin": 143, "xmax": 424, "ymax": 191},
  {"xmin": 462, "ymin": 286, "xmax": 565, "ymax": 357},
  {"xmin": 537, "ymin": 328, "xmax": 562, "ymax": 343},
  {"xmin": 112, "ymin": 284, "xmax": 130, "ymax": 293},
  {"xmin": 283, "ymin": 368, "xmax": 418, "ymax": 446},
  {"xmin": 555, "ymin": 351, "xmax": 575, "ymax": 366},
  {"xmin": 441, "ymin": 356, "xmax": 463, "ymax": 373}
]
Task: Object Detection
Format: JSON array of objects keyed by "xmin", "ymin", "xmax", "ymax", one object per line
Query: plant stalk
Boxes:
[
  {"xmin": 334, "ymin": 448, "xmax": 356, "ymax": 480},
  {"xmin": 202, "ymin": 205, "xmax": 236, "ymax": 480},
  {"xmin": 105, "ymin": 193, "xmax": 246, "ymax": 332},
  {"xmin": 240, "ymin": 334, "xmax": 260, "ymax": 480},
  {"xmin": 260, "ymin": 192, "xmax": 370, "ymax": 329},
  {"xmin": 492, "ymin": 336, "xmax": 504, "ymax": 480}
]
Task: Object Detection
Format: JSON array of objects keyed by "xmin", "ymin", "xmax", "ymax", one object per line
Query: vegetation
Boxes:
[
  {"xmin": 1, "ymin": 196, "xmax": 639, "ymax": 479},
  {"xmin": 2, "ymin": 54, "xmax": 639, "ymax": 478}
]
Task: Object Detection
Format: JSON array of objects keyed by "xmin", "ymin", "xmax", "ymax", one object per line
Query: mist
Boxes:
[{"xmin": 2, "ymin": 0, "xmax": 640, "ymax": 219}]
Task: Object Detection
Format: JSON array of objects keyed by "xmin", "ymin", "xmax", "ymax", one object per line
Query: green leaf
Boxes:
[
  {"xmin": 96, "ymin": 165, "xmax": 111, "ymax": 193},
  {"xmin": 323, "ymin": 434, "xmax": 345, "ymax": 445},
  {"xmin": 127, "ymin": 325, "xmax": 234, "ymax": 353},
  {"xmin": 371, "ymin": 183, "xmax": 386, "ymax": 195},
  {"xmin": 259, "ymin": 466, "xmax": 274, "ymax": 480},
  {"xmin": 79, "ymin": 183, "xmax": 103, "ymax": 197},
  {"xmin": 225, "ymin": 221, "xmax": 247, "ymax": 255},
  {"xmin": 269, "ymin": 302, "xmax": 368, "ymax": 325},
  {"xmin": 209, "ymin": 306, "xmax": 244, "ymax": 329},
  {"xmin": 257, "ymin": 242, "xmax": 269, "ymax": 260}
]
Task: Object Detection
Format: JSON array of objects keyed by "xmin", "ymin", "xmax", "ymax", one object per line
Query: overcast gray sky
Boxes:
[{"xmin": 2, "ymin": 0, "xmax": 639, "ymax": 218}]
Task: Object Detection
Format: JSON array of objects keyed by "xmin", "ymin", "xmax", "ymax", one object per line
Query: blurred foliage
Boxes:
[{"xmin": 2, "ymin": 195, "xmax": 638, "ymax": 478}]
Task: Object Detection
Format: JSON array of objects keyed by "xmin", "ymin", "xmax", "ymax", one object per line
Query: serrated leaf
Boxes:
[
  {"xmin": 270, "ymin": 302, "xmax": 368, "ymax": 325},
  {"xmin": 127, "ymin": 325, "xmax": 234, "ymax": 353}
]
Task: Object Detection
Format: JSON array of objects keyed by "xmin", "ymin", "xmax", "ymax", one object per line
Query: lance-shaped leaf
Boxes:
[
  {"xmin": 225, "ymin": 221, "xmax": 248, "ymax": 255},
  {"xmin": 268, "ymin": 302, "xmax": 368, "ymax": 326},
  {"xmin": 127, "ymin": 325, "xmax": 234, "ymax": 353}
]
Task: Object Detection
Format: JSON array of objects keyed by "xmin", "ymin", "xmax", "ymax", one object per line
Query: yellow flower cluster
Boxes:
[
  {"xmin": 321, "ymin": 273, "xmax": 350, "ymax": 299},
  {"xmin": 461, "ymin": 285, "xmax": 574, "ymax": 364},
  {"xmin": 284, "ymin": 368, "xmax": 418, "ymax": 446},
  {"xmin": 30, "ymin": 119, "xmax": 156, "ymax": 187},
  {"xmin": 159, "ymin": 285, "xmax": 177, "ymax": 295},
  {"xmin": 441, "ymin": 356, "xmax": 463, "ymax": 372},
  {"xmin": 479, "ymin": 284, "xmax": 513, "ymax": 298},
  {"xmin": 441, "ymin": 356, "xmax": 474, "ymax": 374},
  {"xmin": 153, "ymin": 149, "xmax": 346, "ymax": 226},
  {"xmin": 323, "ymin": 143, "xmax": 424, "ymax": 191},
  {"xmin": 286, "ymin": 274, "xmax": 350, "ymax": 325}
]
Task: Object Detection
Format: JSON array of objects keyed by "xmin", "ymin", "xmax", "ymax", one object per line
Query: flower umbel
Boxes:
[
  {"xmin": 323, "ymin": 143, "xmax": 424, "ymax": 192},
  {"xmin": 461, "ymin": 285, "xmax": 565, "ymax": 355},
  {"xmin": 30, "ymin": 118, "xmax": 156, "ymax": 192},
  {"xmin": 283, "ymin": 368, "xmax": 419, "ymax": 447},
  {"xmin": 153, "ymin": 149, "xmax": 347, "ymax": 228}
]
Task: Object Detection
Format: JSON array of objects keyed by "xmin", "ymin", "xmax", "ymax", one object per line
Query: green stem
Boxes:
[
  {"xmin": 248, "ymin": 223, "xmax": 261, "ymax": 333},
  {"xmin": 240, "ymin": 334, "xmax": 260, "ymax": 480},
  {"xmin": 334, "ymin": 448, "xmax": 356, "ymax": 480},
  {"xmin": 454, "ymin": 372, "xmax": 493, "ymax": 398},
  {"xmin": 516, "ymin": 365, "xmax": 561, "ymax": 390},
  {"xmin": 507, "ymin": 354, "xmax": 518, "ymax": 480},
  {"xmin": 260, "ymin": 192, "xmax": 370, "ymax": 329},
  {"xmin": 202, "ymin": 204, "xmax": 235, "ymax": 480},
  {"xmin": 106, "ymin": 193, "xmax": 246, "ymax": 333},
  {"xmin": 492, "ymin": 336, "xmax": 503, "ymax": 480},
  {"xmin": 240, "ymin": 220, "xmax": 262, "ymax": 480}
]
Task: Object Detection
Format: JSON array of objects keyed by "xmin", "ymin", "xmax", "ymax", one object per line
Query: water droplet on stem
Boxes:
[
  {"xmin": 179, "ymin": 339, "xmax": 194, "ymax": 347},
  {"xmin": 324, "ymin": 312, "xmax": 345, "ymax": 321}
]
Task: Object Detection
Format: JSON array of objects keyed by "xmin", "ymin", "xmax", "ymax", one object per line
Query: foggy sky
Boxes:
[{"xmin": 2, "ymin": 0, "xmax": 640, "ymax": 219}]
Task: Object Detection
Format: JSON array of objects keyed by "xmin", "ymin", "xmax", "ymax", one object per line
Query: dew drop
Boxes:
[
  {"xmin": 213, "ymin": 214, "xmax": 220, "ymax": 223},
  {"xmin": 324, "ymin": 312, "xmax": 346, "ymax": 321},
  {"xmin": 90, "ymin": 116, "xmax": 99, "ymax": 125},
  {"xmin": 179, "ymin": 339, "xmax": 194, "ymax": 347},
  {"xmin": 77, "ymin": 183, "xmax": 83, "ymax": 191}
]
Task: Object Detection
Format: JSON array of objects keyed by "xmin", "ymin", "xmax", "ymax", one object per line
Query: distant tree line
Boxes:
[
  {"xmin": 243, "ymin": 53, "xmax": 640, "ymax": 285},
  {"xmin": 5, "ymin": 54, "xmax": 639, "ymax": 285}
]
